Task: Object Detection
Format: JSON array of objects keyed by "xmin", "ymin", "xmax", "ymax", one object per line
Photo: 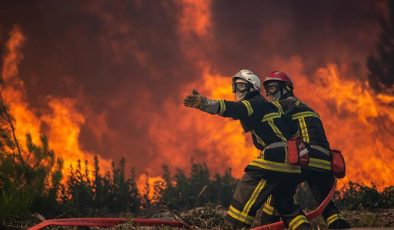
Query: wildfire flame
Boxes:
[
  {"xmin": 1, "ymin": 26, "xmax": 111, "ymax": 176},
  {"xmin": 1, "ymin": 0, "xmax": 393, "ymax": 199},
  {"xmin": 167, "ymin": 1, "xmax": 394, "ymax": 190},
  {"xmin": 311, "ymin": 64, "xmax": 394, "ymax": 188},
  {"xmin": 146, "ymin": 61, "xmax": 394, "ymax": 191}
]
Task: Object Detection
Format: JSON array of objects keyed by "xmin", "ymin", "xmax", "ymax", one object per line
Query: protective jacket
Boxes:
[
  {"xmin": 274, "ymin": 97, "xmax": 332, "ymax": 171},
  {"xmin": 214, "ymin": 93, "xmax": 301, "ymax": 174}
]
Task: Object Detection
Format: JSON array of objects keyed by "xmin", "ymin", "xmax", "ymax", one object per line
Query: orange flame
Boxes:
[
  {"xmin": 263, "ymin": 57, "xmax": 394, "ymax": 189},
  {"xmin": 1, "ymin": 26, "xmax": 41, "ymax": 146},
  {"xmin": 137, "ymin": 175, "xmax": 163, "ymax": 201},
  {"xmin": 311, "ymin": 64, "xmax": 394, "ymax": 189},
  {"xmin": 142, "ymin": 1, "xmax": 394, "ymax": 191},
  {"xmin": 1, "ymin": 26, "xmax": 111, "ymax": 178},
  {"xmin": 2, "ymin": 1, "xmax": 393, "ymax": 199},
  {"xmin": 146, "ymin": 67, "xmax": 257, "ymax": 179},
  {"xmin": 149, "ymin": 62, "xmax": 394, "ymax": 191}
]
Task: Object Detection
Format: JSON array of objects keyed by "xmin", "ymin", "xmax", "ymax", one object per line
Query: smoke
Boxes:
[{"xmin": 0, "ymin": 0, "xmax": 392, "ymax": 188}]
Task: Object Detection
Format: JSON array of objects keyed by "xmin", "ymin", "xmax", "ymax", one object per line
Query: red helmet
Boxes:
[{"xmin": 263, "ymin": 71, "xmax": 294, "ymax": 89}]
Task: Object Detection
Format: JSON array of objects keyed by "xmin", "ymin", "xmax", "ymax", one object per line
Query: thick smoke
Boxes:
[
  {"xmin": 0, "ymin": 0, "xmax": 387, "ymax": 178},
  {"xmin": 209, "ymin": 0, "xmax": 381, "ymax": 78},
  {"xmin": 0, "ymin": 0, "xmax": 203, "ymax": 171}
]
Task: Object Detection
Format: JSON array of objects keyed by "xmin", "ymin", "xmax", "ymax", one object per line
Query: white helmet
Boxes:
[{"xmin": 232, "ymin": 69, "xmax": 261, "ymax": 91}]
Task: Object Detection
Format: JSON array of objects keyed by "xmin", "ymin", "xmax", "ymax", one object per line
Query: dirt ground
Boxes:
[{"xmin": 4, "ymin": 208, "xmax": 394, "ymax": 229}]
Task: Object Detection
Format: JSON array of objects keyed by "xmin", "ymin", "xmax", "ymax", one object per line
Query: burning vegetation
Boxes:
[{"xmin": 0, "ymin": 0, "xmax": 394, "ymax": 228}]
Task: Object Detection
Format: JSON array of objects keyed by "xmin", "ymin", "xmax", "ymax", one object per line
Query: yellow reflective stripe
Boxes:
[
  {"xmin": 262, "ymin": 206, "xmax": 274, "ymax": 215},
  {"xmin": 268, "ymin": 120, "xmax": 287, "ymax": 142},
  {"xmin": 262, "ymin": 202, "xmax": 274, "ymax": 215},
  {"xmin": 262, "ymin": 195, "xmax": 274, "ymax": 215},
  {"xmin": 253, "ymin": 131, "xmax": 266, "ymax": 147},
  {"xmin": 262, "ymin": 112, "xmax": 281, "ymax": 122},
  {"xmin": 327, "ymin": 213, "xmax": 342, "ymax": 225},
  {"xmin": 289, "ymin": 215, "xmax": 309, "ymax": 230},
  {"xmin": 243, "ymin": 178, "xmax": 266, "ymax": 216},
  {"xmin": 219, "ymin": 99, "xmax": 226, "ymax": 115},
  {"xmin": 289, "ymin": 215, "xmax": 304, "ymax": 228},
  {"xmin": 249, "ymin": 158, "xmax": 301, "ymax": 173},
  {"xmin": 267, "ymin": 195, "xmax": 272, "ymax": 204},
  {"xmin": 261, "ymin": 112, "xmax": 287, "ymax": 142},
  {"xmin": 298, "ymin": 117, "xmax": 310, "ymax": 143},
  {"xmin": 309, "ymin": 158, "xmax": 331, "ymax": 170},
  {"xmin": 272, "ymin": 101, "xmax": 284, "ymax": 114},
  {"xmin": 227, "ymin": 205, "xmax": 254, "ymax": 225},
  {"xmin": 292, "ymin": 111, "xmax": 320, "ymax": 120},
  {"xmin": 264, "ymin": 202, "xmax": 274, "ymax": 212},
  {"xmin": 241, "ymin": 100, "xmax": 253, "ymax": 116}
]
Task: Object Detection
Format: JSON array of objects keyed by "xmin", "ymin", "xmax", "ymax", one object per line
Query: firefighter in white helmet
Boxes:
[{"xmin": 183, "ymin": 69, "xmax": 310, "ymax": 230}]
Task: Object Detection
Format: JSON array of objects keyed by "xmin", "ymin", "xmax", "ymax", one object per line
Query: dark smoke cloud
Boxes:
[
  {"xmin": 0, "ymin": 0, "xmax": 385, "ymax": 175},
  {"xmin": 0, "ymin": 0, "xmax": 202, "ymax": 171},
  {"xmin": 210, "ymin": 0, "xmax": 381, "ymax": 78}
]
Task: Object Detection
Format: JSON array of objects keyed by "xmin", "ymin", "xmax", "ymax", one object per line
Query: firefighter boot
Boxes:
[
  {"xmin": 297, "ymin": 223, "xmax": 312, "ymax": 230},
  {"xmin": 327, "ymin": 218, "xmax": 351, "ymax": 229},
  {"xmin": 326, "ymin": 213, "xmax": 350, "ymax": 229}
]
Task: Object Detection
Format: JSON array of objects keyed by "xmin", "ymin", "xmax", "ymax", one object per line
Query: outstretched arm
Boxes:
[
  {"xmin": 183, "ymin": 89, "xmax": 220, "ymax": 114},
  {"xmin": 183, "ymin": 89, "xmax": 253, "ymax": 119}
]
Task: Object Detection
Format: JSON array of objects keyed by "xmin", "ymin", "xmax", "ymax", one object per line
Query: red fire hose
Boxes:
[
  {"xmin": 28, "ymin": 181, "xmax": 336, "ymax": 230},
  {"xmin": 28, "ymin": 217, "xmax": 187, "ymax": 230}
]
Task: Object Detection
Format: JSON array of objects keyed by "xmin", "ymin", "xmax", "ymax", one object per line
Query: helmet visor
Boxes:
[
  {"xmin": 232, "ymin": 82, "xmax": 250, "ymax": 93},
  {"xmin": 264, "ymin": 82, "xmax": 281, "ymax": 96}
]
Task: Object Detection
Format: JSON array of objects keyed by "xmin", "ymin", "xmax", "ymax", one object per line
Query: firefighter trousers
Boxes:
[
  {"xmin": 225, "ymin": 170, "xmax": 309, "ymax": 229},
  {"xmin": 260, "ymin": 168, "xmax": 345, "ymax": 226}
]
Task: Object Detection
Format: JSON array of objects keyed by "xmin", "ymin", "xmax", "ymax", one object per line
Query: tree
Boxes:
[
  {"xmin": 189, "ymin": 161, "xmax": 210, "ymax": 206},
  {"xmin": 110, "ymin": 158, "xmax": 140, "ymax": 214},
  {"xmin": 65, "ymin": 160, "xmax": 94, "ymax": 216},
  {"xmin": 154, "ymin": 165, "xmax": 176, "ymax": 207},
  {"xmin": 0, "ymin": 97, "xmax": 63, "ymax": 219},
  {"xmin": 211, "ymin": 168, "xmax": 237, "ymax": 207},
  {"xmin": 127, "ymin": 167, "xmax": 140, "ymax": 213}
]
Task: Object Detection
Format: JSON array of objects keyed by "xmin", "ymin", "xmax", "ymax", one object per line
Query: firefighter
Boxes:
[
  {"xmin": 260, "ymin": 71, "xmax": 351, "ymax": 229},
  {"xmin": 183, "ymin": 69, "xmax": 310, "ymax": 229}
]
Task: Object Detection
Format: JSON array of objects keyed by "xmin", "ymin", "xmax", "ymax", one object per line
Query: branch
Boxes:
[
  {"xmin": 0, "ymin": 99, "xmax": 25, "ymax": 166},
  {"xmin": 162, "ymin": 205, "xmax": 194, "ymax": 229}
]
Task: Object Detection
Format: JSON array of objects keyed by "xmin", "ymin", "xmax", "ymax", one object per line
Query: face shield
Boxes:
[
  {"xmin": 264, "ymin": 81, "xmax": 285, "ymax": 101},
  {"xmin": 232, "ymin": 79, "xmax": 252, "ymax": 101}
]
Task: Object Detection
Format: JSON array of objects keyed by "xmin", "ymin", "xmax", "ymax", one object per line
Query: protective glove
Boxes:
[
  {"xmin": 183, "ymin": 89, "xmax": 205, "ymax": 108},
  {"xmin": 183, "ymin": 89, "xmax": 220, "ymax": 114}
]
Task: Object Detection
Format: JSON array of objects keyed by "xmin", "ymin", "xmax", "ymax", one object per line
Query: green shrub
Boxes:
[
  {"xmin": 336, "ymin": 181, "xmax": 394, "ymax": 210},
  {"xmin": 0, "ymin": 185, "xmax": 33, "ymax": 220}
]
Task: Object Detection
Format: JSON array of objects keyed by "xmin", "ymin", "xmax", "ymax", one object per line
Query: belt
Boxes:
[
  {"xmin": 264, "ymin": 142, "xmax": 287, "ymax": 150},
  {"xmin": 310, "ymin": 145, "xmax": 330, "ymax": 156}
]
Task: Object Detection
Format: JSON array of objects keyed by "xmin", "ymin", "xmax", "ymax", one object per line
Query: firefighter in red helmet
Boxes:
[
  {"xmin": 263, "ymin": 71, "xmax": 295, "ymax": 101},
  {"xmin": 260, "ymin": 71, "xmax": 351, "ymax": 229},
  {"xmin": 183, "ymin": 69, "xmax": 310, "ymax": 229}
]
